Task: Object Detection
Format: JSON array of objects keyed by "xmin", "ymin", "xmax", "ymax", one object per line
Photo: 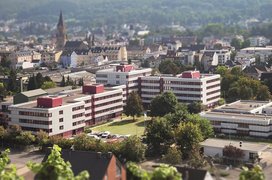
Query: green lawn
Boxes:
[{"xmin": 90, "ymin": 116, "xmax": 150, "ymax": 136}]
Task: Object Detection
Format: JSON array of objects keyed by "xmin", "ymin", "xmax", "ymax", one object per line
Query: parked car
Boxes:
[
  {"xmin": 101, "ymin": 132, "xmax": 111, "ymax": 138},
  {"xmin": 87, "ymin": 133, "xmax": 100, "ymax": 140}
]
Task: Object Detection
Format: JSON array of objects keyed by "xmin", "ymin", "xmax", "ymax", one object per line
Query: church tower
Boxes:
[{"xmin": 56, "ymin": 11, "xmax": 67, "ymax": 50}]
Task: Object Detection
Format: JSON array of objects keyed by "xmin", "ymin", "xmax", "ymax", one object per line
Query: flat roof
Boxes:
[
  {"xmin": 214, "ymin": 100, "xmax": 270, "ymax": 113},
  {"xmin": 201, "ymin": 111, "xmax": 272, "ymax": 121},
  {"xmin": 11, "ymin": 87, "xmax": 121, "ymax": 109},
  {"xmin": 200, "ymin": 138, "xmax": 268, "ymax": 152}
]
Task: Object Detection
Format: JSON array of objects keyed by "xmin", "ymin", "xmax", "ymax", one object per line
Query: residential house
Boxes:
[
  {"xmin": 57, "ymin": 150, "xmax": 126, "ymax": 180},
  {"xmin": 201, "ymin": 52, "xmax": 218, "ymax": 72},
  {"xmin": 90, "ymin": 46, "xmax": 127, "ymax": 61},
  {"xmin": 243, "ymin": 65, "xmax": 271, "ymax": 79}
]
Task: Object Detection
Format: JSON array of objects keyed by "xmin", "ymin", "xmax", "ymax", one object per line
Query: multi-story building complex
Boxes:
[
  {"xmin": 9, "ymin": 50, "xmax": 42, "ymax": 69},
  {"xmin": 202, "ymin": 49, "xmax": 231, "ymax": 65},
  {"xmin": 139, "ymin": 71, "xmax": 221, "ymax": 106},
  {"xmin": 96, "ymin": 64, "xmax": 152, "ymax": 93},
  {"xmin": 239, "ymin": 46, "xmax": 272, "ymax": 62},
  {"xmin": 89, "ymin": 46, "xmax": 127, "ymax": 61},
  {"xmin": 96, "ymin": 65, "xmax": 220, "ymax": 106},
  {"xmin": 8, "ymin": 84, "xmax": 123, "ymax": 137},
  {"xmin": 201, "ymin": 100, "xmax": 272, "ymax": 138},
  {"xmin": 249, "ymin": 36, "xmax": 270, "ymax": 47}
]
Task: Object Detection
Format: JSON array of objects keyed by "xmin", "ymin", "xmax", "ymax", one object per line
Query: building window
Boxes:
[
  {"xmin": 59, "ymin": 125, "xmax": 64, "ymax": 130},
  {"xmin": 59, "ymin": 110, "xmax": 63, "ymax": 115},
  {"xmin": 59, "ymin": 118, "xmax": 63, "ymax": 122}
]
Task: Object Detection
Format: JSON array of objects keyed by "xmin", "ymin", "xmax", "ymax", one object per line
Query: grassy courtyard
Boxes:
[{"xmin": 91, "ymin": 116, "xmax": 151, "ymax": 136}]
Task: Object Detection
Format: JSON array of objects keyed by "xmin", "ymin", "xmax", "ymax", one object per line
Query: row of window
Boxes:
[
  {"xmin": 141, "ymin": 91, "xmax": 160, "ymax": 95},
  {"xmin": 21, "ymin": 126, "xmax": 52, "ymax": 133},
  {"xmin": 207, "ymin": 95, "xmax": 221, "ymax": 102},
  {"xmin": 171, "ymin": 81, "xmax": 202, "ymax": 85},
  {"xmin": 72, "ymin": 105, "xmax": 84, "ymax": 111},
  {"xmin": 175, "ymin": 93, "xmax": 202, "ymax": 98},
  {"xmin": 96, "ymin": 105, "xmax": 123, "ymax": 115},
  {"xmin": 207, "ymin": 89, "xmax": 221, "ymax": 96},
  {"xmin": 72, "ymin": 120, "xmax": 85, "ymax": 126},
  {"xmin": 19, "ymin": 119, "xmax": 52, "ymax": 125},
  {"xmin": 94, "ymin": 93, "xmax": 122, "ymax": 101},
  {"xmin": 72, "ymin": 113, "xmax": 84, "ymax": 119},
  {"xmin": 171, "ymin": 87, "xmax": 202, "ymax": 91},
  {"xmin": 19, "ymin": 111, "xmax": 52, "ymax": 117},
  {"xmin": 95, "ymin": 99, "xmax": 122, "ymax": 108},
  {"xmin": 206, "ymin": 84, "xmax": 220, "ymax": 90},
  {"xmin": 207, "ymin": 78, "xmax": 220, "ymax": 84},
  {"xmin": 96, "ymin": 74, "xmax": 108, "ymax": 78}
]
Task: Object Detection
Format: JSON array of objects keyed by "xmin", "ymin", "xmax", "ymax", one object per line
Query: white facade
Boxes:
[
  {"xmin": 201, "ymin": 139, "xmax": 268, "ymax": 162},
  {"xmin": 240, "ymin": 47, "xmax": 272, "ymax": 62},
  {"xmin": 9, "ymin": 86, "xmax": 123, "ymax": 137},
  {"xmin": 201, "ymin": 100, "xmax": 272, "ymax": 138},
  {"xmin": 140, "ymin": 73, "xmax": 221, "ymax": 106},
  {"xmin": 202, "ymin": 49, "xmax": 231, "ymax": 65}
]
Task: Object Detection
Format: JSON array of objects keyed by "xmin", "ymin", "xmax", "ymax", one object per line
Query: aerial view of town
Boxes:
[{"xmin": 1, "ymin": 0, "xmax": 272, "ymax": 179}]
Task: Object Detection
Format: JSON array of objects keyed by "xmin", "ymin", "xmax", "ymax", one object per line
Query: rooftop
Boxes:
[
  {"xmin": 200, "ymin": 138, "xmax": 268, "ymax": 152},
  {"xmin": 214, "ymin": 100, "xmax": 272, "ymax": 113}
]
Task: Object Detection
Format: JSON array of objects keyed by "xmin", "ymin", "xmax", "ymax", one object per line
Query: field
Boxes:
[{"xmin": 90, "ymin": 116, "xmax": 150, "ymax": 136}]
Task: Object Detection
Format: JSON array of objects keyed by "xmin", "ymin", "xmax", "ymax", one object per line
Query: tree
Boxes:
[
  {"xmin": 60, "ymin": 76, "xmax": 66, "ymax": 87},
  {"xmin": 36, "ymin": 73, "xmax": 44, "ymax": 88},
  {"xmin": 120, "ymin": 136, "xmax": 146, "ymax": 162},
  {"xmin": 186, "ymin": 114, "xmax": 214, "ymax": 139},
  {"xmin": 151, "ymin": 164, "xmax": 182, "ymax": 180},
  {"xmin": 126, "ymin": 162, "xmax": 150, "ymax": 180},
  {"xmin": 16, "ymin": 131, "xmax": 36, "ymax": 145},
  {"xmin": 78, "ymin": 78, "xmax": 84, "ymax": 86},
  {"xmin": 146, "ymin": 118, "xmax": 174, "ymax": 154},
  {"xmin": 215, "ymin": 66, "xmax": 229, "ymax": 77},
  {"xmin": 28, "ymin": 145, "xmax": 89, "ymax": 180},
  {"xmin": 162, "ymin": 146, "xmax": 182, "ymax": 165},
  {"xmin": 159, "ymin": 60, "xmax": 180, "ymax": 75},
  {"xmin": 36, "ymin": 130, "xmax": 49, "ymax": 147},
  {"xmin": 27, "ymin": 74, "xmax": 38, "ymax": 90},
  {"xmin": 41, "ymin": 81, "xmax": 56, "ymax": 89},
  {"xmin": 0, "ymin": 149, "xmax": 23, "ymax": 180},
  {"xmin": 223, "ymin": 145, "xmax": 244, "ymax": 163},
  {"xmin": 231, "ymin": 66, "xmax": 243, "ymax": 76},
  {"xmin": 150, "ymin": 92, "xmax": 178, "ymax": 117},
  {"xmin": 239, "ymin": 165, "xmax": 265, "ymax": 180},
  {"xmin": 7, "ymin": 69, "xmax": 18, "ymax": 93},
  {"xmin": 0, "ymin": 82, "xmax": 7, "ymax": 99},
  {"xmin": 164, "ymin": 103, "xmax": 188, "ymax": 128},
  {"xmin": 188, "ymin": 146, "xmax": 206, "ymax": 169},
  {"xmin": 230, "ymin": 38, "xmax": 242, "ymax": 50},
  {"xmin": 124, "ymin": 92, "xmax": 143, "ymax": 121},
  {"xmin": 175, "ymin": 122, "xmax": 203, "ymax": 157},
  {"xmin": 256, "ymin": 85, "xmax": 270, "ymax": 100},
  {"xmin": 188, "ymin": 101, "xmax": 204, "ymax": 114}
]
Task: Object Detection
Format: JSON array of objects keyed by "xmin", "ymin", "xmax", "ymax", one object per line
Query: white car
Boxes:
[
  {"xmin": 101, "ymin": 132, "xmax": 110, "ymax": 138},
  {"xmin": 87, "ymin": 133, "xmax": 100, "ymax": 140}
]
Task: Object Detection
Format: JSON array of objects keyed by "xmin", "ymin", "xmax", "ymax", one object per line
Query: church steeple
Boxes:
[
  {"xmin": 57, "ymin": 10, "xmax": 64, "ymax": 27},
  {"xmin": 56, "ymin": 10, "xmax": 67, "ymax": 50}
]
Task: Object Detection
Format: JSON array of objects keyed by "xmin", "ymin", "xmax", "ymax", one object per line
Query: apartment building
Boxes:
[
  {"xmin": 8, "ymin": 84, "xmax": 123, "ymax": 137},
  {"xmin": 200, "ymin": 100, "xmax": 272, "ymax": 138},
  {"xmin": 239, "ymin": 46, "xmax": 272, "ymax": 62},
  {"xmin": 96, "ymin": 64, "xmax": 152, "ymax": 94},
  {"xmin": 139, "ymin": 71, "xmax": 221, "ymax": 106}
]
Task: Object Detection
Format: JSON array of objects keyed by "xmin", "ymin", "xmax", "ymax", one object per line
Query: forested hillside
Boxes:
[{"xmin": 1, "ymin": 0, "xmax": 272, "ymax": 27}]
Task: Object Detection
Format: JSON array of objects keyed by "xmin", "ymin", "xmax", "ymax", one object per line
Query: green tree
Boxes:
[
  {"xmin": 188, "ymin": 146, "xmax": 206, "ymax": 169},
  {"xmin": 159, "ymin": 60, "xmax": 180, "ymax": 75},
  {"xmin": 124, "ymin": 92, "xmax": 143, "ymax": 121},
  {"xmin": 230, "ymin": 38, "xmax": 242, "ymax": 50},
  {"xmin": 256, "ymin": 85, "xmax": 270, "ymax": 100},
  {"xmin": 27, "ymin": 74, "xmax": 38, "ymax": 90},
  {"xmin": 0, "ymin": 82, "xmax": 7, "ymax": 99},
  {"xmin": 188, "ymin": 101, "xmax": 204, "ymax": 114},
  {"xmin": 35, "ymin": 73, "xmax": 44, "ymax": 88},
  {"xmin": 151, "ymin": 164, "xmax": 182, "ymax": 180},
  {"xmin": 146, "ymin": 118, "xmax": 174, "ymax": 154},
  {"xmin": 7, "ymin": 69, "xmax": 18, "ymax": 93},
  {"xmin": 0, "ymin": 149, "xmax": 23, "ymax": 180},
  {"xmin": 175, "ymin": 122, "xmax": 203, "ymax": 157},
  {"xmin": 41, "ymin": 81, "xmax": 56, "ymax": 89},
  {"xmin": 162, "ymin": 146, "xmax": 182, "ymax": 165},
  {"xmin": 223, "ymin": 145, "xmax": 245, "ymax": 163},
  {"xmin": 16, "ymin": 131, "xmax": 36, "ymax": 146},
  {"xmin": 186, "ymin": 114, "xmax": 214, "ymax": 139},
  {"xmin": 164, "ymin": 103, "xmax": 188, "ymax": 128},
  {"xmin": 150, "ymin": 92, "xmax": 178, "ymax": 117},
  {"xmin": 231, "ymin": 66, "xmax": 243, "ymax": 76},
  {"xmin": 36, "ymin": 130, "xmax": 49, "ymax": 147},
  {"xmin": 60, "ymin": 76, "xmax": 66, "ymax": 87},
  {"xmin": 120, "ymin": 136, "xmax": 146, "ymax": 162},
  {"xmin": 126, "ymin": 162, "xmax": 150, "ymax": 180},
  {"xmin": 28, "ymin": 145, "xmax": 89, "ymax": 180},
  {"xmin": 215, "ymin": 66, "xmax": 229, "ymax": 76},
  {"xmin": 239, "ymin": 165, "xmax": 265, "ymax": 180}
]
